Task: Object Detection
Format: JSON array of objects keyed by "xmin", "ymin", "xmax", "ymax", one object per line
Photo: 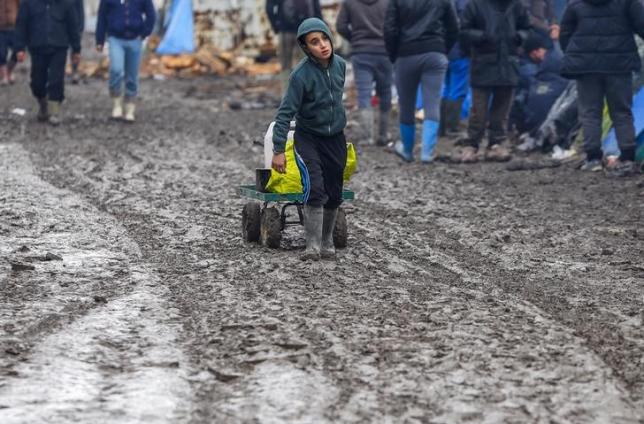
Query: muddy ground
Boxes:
[{"xmin": 0, "ymin": 71, "xmax": 643, "ymax": 423}]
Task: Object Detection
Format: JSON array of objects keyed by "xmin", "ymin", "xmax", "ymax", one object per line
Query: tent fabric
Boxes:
[
  {"xmin": 603, "ymin": 88, "xmax": 644, "ymax": 160},
  {"xmin": 156, "ymin": 0, "xmax": 194, "ymax": 55}
]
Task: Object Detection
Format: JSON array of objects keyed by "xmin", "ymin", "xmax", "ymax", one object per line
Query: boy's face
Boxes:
[
  {"xmin": 529, "ymin": 48, "xmax": 547, "ymax": 63},
  {"xmin": 304, "ymin": 31, "xmax": 332, "ymax": 62}
]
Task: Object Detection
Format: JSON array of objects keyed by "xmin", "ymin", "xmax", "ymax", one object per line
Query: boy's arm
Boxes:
[
  {"xmin": 272, "ymin": 74, "xmax": 305, "ymax": 154},
  {"xmin": 383, "ymin": 0, "xmax": 399, "ymax": 62},
  {"xmin": 336, "ymin": 1, "xmax": 351, "ymax": 42},
  {"xmin": 629, "ymin": 0, "xmax": 644, "ymax": 41},
  {"xmin": 66, "ymin": 1, "xmax": 81, "ymax": 54},
  {"xmin": 142, "ymin": 0, "xmax": 156, "ymax": 38},
  {"xmin": 95, "ymin": 0, "xmax": 107, "ymax": 47},
  {"xmin": 14, "ymin": 0, "xmax": 29, "ymax": 53},
  {"xmin": 558, "ymin": 4, "xmax": 576, "ymax": 52}
]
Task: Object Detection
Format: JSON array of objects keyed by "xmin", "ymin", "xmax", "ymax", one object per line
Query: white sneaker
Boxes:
[
  {"xmin": 111, "ymin": 97, "xmax": 123, "ymax": 119},
  {"xmin": 124, "ymin": 102, "xmax": 136, "ymax": 122}
]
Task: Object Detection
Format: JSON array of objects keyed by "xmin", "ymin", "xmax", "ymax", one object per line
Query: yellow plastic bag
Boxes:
[{"xmin": 265, "ymin": 139, "xmax": 357, "ymax": 194}]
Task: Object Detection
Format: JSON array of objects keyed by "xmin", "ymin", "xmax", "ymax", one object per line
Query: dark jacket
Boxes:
[
  {"xmin": 95, "ymin": 0, "xmax": 155, "ymax": 46},
  {"xmin": 449, "ymin": 0, "xmax": 470, "ymax": 60},
  {"xmin": 266, "ymin": 0, "xmax": 322, "ymax": 34},
  {"xmin": 521, "ymin": 0, "xmax": 557, "ymax": 32},
  {"xmin": 384, "ymin": 0, "xmax": 460, "ymax": 62},
  {"xmin": 559, "ymin": 0, "xmax": 644, "ymax": 78},
  {"xmin": 0, "ymin": 0, "xmax": 19, "ymax": 30},
  {"xmin": 74, "ymin": 0, "xmax": 84, "ymax": 33},
  {"xmin": 14, "ymin": 0, "xmax": 81, "ymax": 53},
  {"xmin": 272, "ymin": 18, "xmax": 347, "ymax": 153},
  {"xmin": 336, "ymin": 0, "xmax": 388, "ymax": 55},
  {"xmin": 460, "ymin": 0, "xmax": 531, "ymax": 87}
]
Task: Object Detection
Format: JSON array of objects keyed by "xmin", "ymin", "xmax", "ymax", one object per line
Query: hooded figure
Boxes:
[
  {"xmin": 560, "ymin": 0, "xmax": 644, "ymax": 175},
  {"xmin": 271, "ymin": 18, "xmax": 348, "ymax": 261}
]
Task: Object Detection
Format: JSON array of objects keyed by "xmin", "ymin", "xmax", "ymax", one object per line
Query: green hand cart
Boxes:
[{"xmin": 238, "ymin": 185, "xmax": 355, "ymax": 249}]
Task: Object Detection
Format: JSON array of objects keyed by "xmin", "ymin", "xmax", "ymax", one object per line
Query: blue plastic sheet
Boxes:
[
  {"xmin": 156, "ymin": 0, "xmax": 194, "ymax": 55},
  {"xmin": 603, "ymin": 88, "xmax": 644, "ymax": 159}
]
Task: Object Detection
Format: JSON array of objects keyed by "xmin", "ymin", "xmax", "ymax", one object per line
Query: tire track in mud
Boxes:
[
  {"xmin": 0, "ymin": 143, "xmax": 192, "ymax": 423},
  {"xmin": 13, "ymin": 78, "xmax": 642, "ymax": 422}
]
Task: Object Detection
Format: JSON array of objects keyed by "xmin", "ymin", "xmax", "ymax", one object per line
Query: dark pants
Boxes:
[
  {"xmin": 577, "ymin": 73, "xmax": 635, "ymax": 161},
  {"xmin": 294, "ymin": 129, "xmax": 347, "ymax": 209},
  {"xmin": 466, "ymin": 86, "xmax": 515, "ymax": 148},
  {"xmin": 0, "ymin": 30, "xmax": 17, "ymax": 66},
  {"xmin": 30, "ymin": 47, "xmax": 67, "ymax": 102},
  {"xmin": 352, "ymin": 53, "xmax": 393, "ymax": 111}
]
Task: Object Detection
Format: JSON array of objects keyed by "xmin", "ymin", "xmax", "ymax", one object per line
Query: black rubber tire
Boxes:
[
  {"xmin": 333, "ymin": 208, "xmax": 348, "ymax": 248},
  {"xmin": 241, "ymin": 202, "xmax": 261, "ymax": 243},
  {"xmin": 260, "ymin": 207, "xmax": 282, "ymax": 249}
]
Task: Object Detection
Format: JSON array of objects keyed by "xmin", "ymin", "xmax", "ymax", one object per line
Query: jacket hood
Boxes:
[
  {"xmin": 297, "ymin": 18, "xmax": 334, "ymax": 59},
  {"xmin": 582, "ymin": 0, "xmax": 611, "ymax": 5}
]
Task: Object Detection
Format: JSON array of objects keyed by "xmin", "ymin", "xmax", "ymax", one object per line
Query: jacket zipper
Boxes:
[{"xmin": 326, "ymin": 69, "xmax": 333, "ymax": 135}]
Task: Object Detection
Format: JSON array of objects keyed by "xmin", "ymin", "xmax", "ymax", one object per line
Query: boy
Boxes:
[
  {"xmin": 15, "ymin": 0, "xmax": 81, "ymax": 125},
  {"xmin": 271, "ymin": 18, "xmax": 347, "ymax": 261}
]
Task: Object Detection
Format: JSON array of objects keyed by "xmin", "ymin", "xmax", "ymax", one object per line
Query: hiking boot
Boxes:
[
  {"xmin": 605, "ymin": 160, "xmax": 638, "ymax": 178},
  {"xmin": 485, "ymin": 144, "xmax": 512, "ymax": 162},
  {"xmin": 124, "ymin": 101, "xmax": 136, "ymax": 122},
  {"xmin": 457, "ymin": 146, "xmax": 479, "ymax": 164},
  {"xmin": 579, "ymin": 158, "xmax": 603, "ymax": 172},
  {"xmin": 320, "ymin": 208, "xmax": 338, "ymax": 260},
  {"xmin": 36, "ymin": 98, "xmax": 49, "ymax": 122},
  {"xmin": 301, "ymin": 205, "xmax": 323, "ymax": 261},
  {"xmin": 111, "ymin": 96, "xmax": 124, "ymax": 119},
  {"xmin": 47, "ymin": 101, "xmax": 61, "ymax": 126}
]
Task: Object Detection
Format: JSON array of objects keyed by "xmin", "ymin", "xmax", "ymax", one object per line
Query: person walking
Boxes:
[
  {"xmin": 0, "ymin": 0, "xmax": 19, "ymax": 85},
  {"xmin": 337, "ymin": 0, "xmax": 392, "ymax": 146},
  {"xmin": 384, "ymin": 0, "xmax": 459, "ymax": 163},
  {"xmin": 95, "ymin": 0, "xmax": 156, "ymax": 122},
  {"xmin": 266, "ymin": 0, "xmax": 322, "ymax": 92},
  {"xmin": 457, "ymin": 0, "xmax": 531, "ymax": 163},
  {"xmin": 560, "ymin": 0, "xmax": 644, "ymax": 175},
  {"xmin": 14, "ymin": 0, "xmax": 81, "ymax": 125}
]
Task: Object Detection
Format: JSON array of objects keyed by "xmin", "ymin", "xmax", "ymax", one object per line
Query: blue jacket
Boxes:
[
  {"xmin": 95, "ymin": 0, "xmax": 155, "ymax": 46},
  {"xmin": 272, "ymin": 18, "xmax": 347, "ymax": 153},
  {"xmin": 14, "ymin": 0, "xmax": 81, "ymax": 53}
]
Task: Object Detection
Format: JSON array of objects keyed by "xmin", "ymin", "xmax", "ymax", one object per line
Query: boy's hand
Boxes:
[
  {"xmin": 550, "ymin": 24, "xmax": 560, "ymax": 40},
  {"xmin": 272, "ymin": 153, "xmax": 286, "ymax": 174},
  {"xmin": 16, "ymin": 51, "xmax": 26, "ymax": 62}
]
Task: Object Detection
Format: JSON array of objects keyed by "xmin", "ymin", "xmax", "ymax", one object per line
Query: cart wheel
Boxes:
[
  {"xmin": 333, "ymin": 208, "xmax": 348, "ymax": 248},
  {"xmin": 260, "ymin": 207, "xmax": 282, "ymax": 248},
  {"xmin": 242, "ymin": 202, "xmax": 261, "ymax": 243}
]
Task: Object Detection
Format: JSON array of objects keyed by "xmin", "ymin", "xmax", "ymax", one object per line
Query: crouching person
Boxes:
[
  {"xmin": 14, "ymin": 0, "xmax": 81, "ymax": 125},
  {"xmin": 271, "ymin": 18, "xmax": 347, "ymax": 261},
  {"xmin": 95, "ymin": 0, "xmax": 155, "ymax": 122}
]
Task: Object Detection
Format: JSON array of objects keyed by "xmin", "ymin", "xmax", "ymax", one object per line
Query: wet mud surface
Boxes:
[{"xmin": 1, "ymin": 76, "xmax": 643, "ymax": 423}]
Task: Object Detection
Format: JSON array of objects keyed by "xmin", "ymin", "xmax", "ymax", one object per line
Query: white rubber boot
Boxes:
[
  {"xmin": 111, "ymin": 96, "xmax": 124, "ymax": 119},
  {"xmin": 124, "ymin": 101, "xmax": 136, "ymax": 122}
]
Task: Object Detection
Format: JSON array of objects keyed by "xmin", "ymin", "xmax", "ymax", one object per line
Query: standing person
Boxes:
[
  {"xmin": 336, "ymin": 0, "xmax": 392, "ymax": 146},
  {"xmin": 14, "ymin": 0, "xmax": 81, "ymax": 125},
  {"xmin": 70, "ymin": 0, "xmax": 84, "ymax": 84},
  {"xmin": 457, "ymin": 0, "xmax": 531, "ymax": 163},
  {"xmin": 384, "ymin": 0, "xmax": 459, "ymax": 163},
  {"xmin": 0, "ymin": 0, "xmax": 19, "ymax": 85},
  {"xmin": 266, "ymin": 0, "xmax": 322, "ymax": 92},
  {"xmin": 271, "ymin": 18, "xmax": 347, "ymax": 261},
  {"xmin": 95, "ymin": 0, "xmax": 156, "ymax": 122},
  {"xmin": 441, "ymin": 0, "xmax": 470, "ymax": 137},
  {"xmin": 560, "ymin": 0, "xmax": 644, "ymax": 175}
]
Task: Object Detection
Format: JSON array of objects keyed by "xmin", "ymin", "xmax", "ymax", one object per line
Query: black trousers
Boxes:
[
  {"xmin": 577, "ymin": 73, "xmax": 635, "ymax": 161},
  {"xmin": 466, "ymin": 86, "xmax": 515, "ymax": 148},
  {"xmin": 294, "ymin": 129, "xmax": 347, "ymax": 209},
  {"xmin": 30, "ymin": 47, "xmax": 68, "ymax": 102}
]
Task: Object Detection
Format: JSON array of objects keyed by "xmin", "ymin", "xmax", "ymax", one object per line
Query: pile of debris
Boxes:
[{"xmin": 76, "ymin": 36, "xmax": 281, "ymax": 80}]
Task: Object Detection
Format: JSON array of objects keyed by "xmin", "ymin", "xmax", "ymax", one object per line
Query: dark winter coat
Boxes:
[
  {"xmin": 384, "ymin": 0, "xmax": 460, "ymax": 62},
  {"xmin": 460, "ymin": 0, "xmax": 532, "ymax": 87},
  {"xmin": 14, "ymin": 0, "xmax": 81, "ymax": 53},
  {"xmin": 449, "ymin": 0, "xmax": 470, "ymax": 60},
  {"xmin": 272, "ymin": 19, "xmax": 347, "ymax": 153},
  {"xmin": 559, "ymin": 0, "xmax": 644, "ymax": 78},
  {"xmin": 95, "ymin": 0, "xmax": 155, "ymax": 46},
  {"xmin": 266, "ymin": 0, "xmax": 322, "ymax": 34},
  {"xmin": 74, "ymin": 0, "xmax": 84, "ymax": 33},
  {"xmin": 0, "ymin": 0, "xmax": 19, "ymax": 30},
  {"xmin": 336, "ymin": 0, "xmax": 388, "ymax": 55}
]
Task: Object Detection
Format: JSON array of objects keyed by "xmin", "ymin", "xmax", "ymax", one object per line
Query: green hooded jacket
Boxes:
[{"xmin": 272, "ymin": 18, "xmax": 347, "ymax": 153}]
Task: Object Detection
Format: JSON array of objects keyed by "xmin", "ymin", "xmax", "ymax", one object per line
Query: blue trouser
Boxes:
[
  {"xmin": 442, "ymin": 58, "xmax": 470, "ymax": 101},
  {"xmin": 108, "ymin": 36, "xmax": 143, "ymax": 99},
  {"xmin": 0, "ymin": 30, "xmax": 17, "ymax": 66},
  {"xmin": 351, "ymin": 53, "xmax": 393, "ymax": 111},
  {"xmin": 395, "ymin": 52, "xmax": 448, "ymax": 125}
]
